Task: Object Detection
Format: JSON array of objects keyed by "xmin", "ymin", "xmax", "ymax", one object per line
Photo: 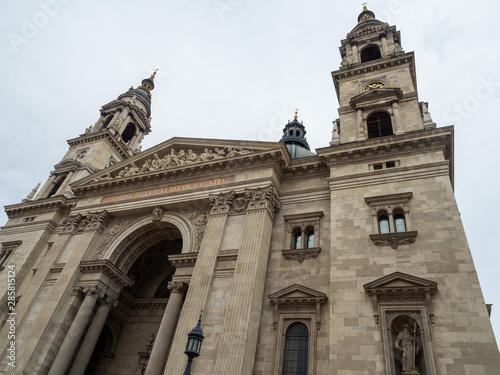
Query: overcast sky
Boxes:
[{"xmin": 1, "ymin": 0, "xmax": 499, "ymax": 346}]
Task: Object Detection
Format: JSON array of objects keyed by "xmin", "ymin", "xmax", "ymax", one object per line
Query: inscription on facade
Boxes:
[{"xmin": 101, "ymin": 176, "xmax": 235, "ymax": 203}]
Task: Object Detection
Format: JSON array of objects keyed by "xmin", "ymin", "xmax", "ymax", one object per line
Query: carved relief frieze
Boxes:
[
  {"xmin": 93, "ymin": 146, "xmax": 253, "ymax": 182},
  {"xmin": 282, "ymin": 248, "xmax": 321, "ymax": 263},
  {"xmin": 181, "ymin": 208, "xmax": 210, "ymax": 251}
]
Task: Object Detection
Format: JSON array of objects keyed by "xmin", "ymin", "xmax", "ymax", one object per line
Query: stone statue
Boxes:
[
  {"xmin": 151, "ymin": 153, "xmax": 162, "ymax": 171},
  {"xmin": 152, "ymin": 206, "xmax": 164, "ymax": 222},
  {"xmin": 395, "ymin": 324, "xmax": 420, "ymax": 374},
  {"xmin": 177, "ymin": 149, "xmax": 186, "ymax": 165},
  {"xmin": 85, "ymin": 125, "xmax": 93, "ymax": 134},
  {"xmin": 393, "ymin": 42, "xmax": 403, "ymax": 55},
  {"xmin": 214, "ymin": 148, "xmax": 226, "ymax": 159},
  {"xmin": 170, "ymin": 148, "xmax": 181, "ymax": 166},
  {"xmin": 341, "ymin": 56, "xmax": 349, "ymax": 68},
  {"xmin": 186, "ymin": 149, "xmax": 197, "ymax": 164}
]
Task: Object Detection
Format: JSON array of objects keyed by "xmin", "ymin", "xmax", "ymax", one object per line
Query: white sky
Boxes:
[{"xmin": 1, "ymin": 0, "xmax": 499, "ymax": 348}]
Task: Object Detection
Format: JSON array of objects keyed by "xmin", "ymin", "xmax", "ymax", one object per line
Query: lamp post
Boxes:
[{"xmin": 182, "ymin": 311, "xmax": 204, "ymax": 375}]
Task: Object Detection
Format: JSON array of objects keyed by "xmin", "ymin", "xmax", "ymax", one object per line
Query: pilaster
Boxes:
[
  {"xmin": 163, "ymin": 192, "xmax": 232, "ymax": 374},
  {"xmin": 212, "ymin": 186, "xmax": 280, "ymax": 375}
]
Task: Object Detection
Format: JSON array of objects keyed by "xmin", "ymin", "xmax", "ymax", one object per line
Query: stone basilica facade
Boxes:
[{"xmin": 1, "ymin": 6, "xmax": 499, "ymax": 375}]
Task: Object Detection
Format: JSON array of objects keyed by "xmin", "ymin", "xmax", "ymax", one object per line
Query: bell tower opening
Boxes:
[
  {"xmin": 121, "ymin": 123, "xmax": 136, "ymax": 144},
  {"xmin": 367, "ymin": 112, "xmax": 393, "ymax": 139},
  {"xmin": 361, "ymin": 45, "xmax": 382, "ymax": 63}
]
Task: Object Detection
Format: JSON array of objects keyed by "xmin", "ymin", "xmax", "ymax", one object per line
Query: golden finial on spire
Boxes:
[
  {"xmin": 362, "ymin": 2, "xmax": 368, "ymax": 11},
  {"xmin": 294, "ymin": 109, "xmax": 299, "ymax": 120},
  {"xmin": 150, "ymin": 68, "xmax": 158, "ymax": 80}
]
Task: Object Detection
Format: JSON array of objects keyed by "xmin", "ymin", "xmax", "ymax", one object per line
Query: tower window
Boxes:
[
  {"xmin": 361, "ymin": 45, "xmax": 382, "ymax": 63},
  {"xmin": 282, "ymin": 323, "xmax": 309, "ymax": 375},
  {"xmin": 367, "ymin": 112, "xmax": 393, "ymax": 139},
  {"xmin": 48, "ymin": 176, "xmax": 65, "ymax": 197},
  {"xmin": 122, "ymin": 123, "xmax": 136, "ymax": 144},
  {"xmin": 102, "ymin": 115, "xmax": 113, "ymax": 129},
  {"xmin": 306, "ymin": 227, "xmax": 315, "ymax": 249}
]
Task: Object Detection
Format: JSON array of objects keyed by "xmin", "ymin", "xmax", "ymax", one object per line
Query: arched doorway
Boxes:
[{"xmin": 86, "ymin": 223, "xmax": 184, "ymax": 375}]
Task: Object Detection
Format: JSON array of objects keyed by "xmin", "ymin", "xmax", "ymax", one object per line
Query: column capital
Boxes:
[
  {"xmin": 82, "ymin": 286, "xmax": 105, "ymax": 300},
  {"xmin": 245, "ymin": 186, "xmax": 281, "ymax": 219},
  {"xmin": 167, "ymin": 281, "xmax": 187, "ymax": 295},
  {"xmin": 101, "ymin": 295, "xmax": 118, "ymax": 308},
  {"xmin": 209, "ymin": 191, "xmax": 235, "ymax": 215}
]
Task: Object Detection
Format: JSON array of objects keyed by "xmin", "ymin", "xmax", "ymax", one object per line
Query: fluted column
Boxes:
[
  {"xmin": 145, "ymin": 281, "xmax": 187, "ymax": 375},
  {"xmin": 68, "ymin": 296, "xmax": 117, "ymax": 375},
  {"xmin": 163, "ymin": 192, "xmax": 234, "ymax": 374},
  {"xmin": 48, "ymin": 287, "xmax": 101, "ymax": 375},
  {"xmin": 213, "ymin": 186, "xmax": 281, "ymax": 375}
]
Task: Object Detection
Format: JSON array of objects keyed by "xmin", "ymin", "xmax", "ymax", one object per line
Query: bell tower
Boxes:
[
  {"xmin": 331, "ymin": 5, "xmax": 436, "ymax": 145},
  {"xmin": 34, "ymin": 72, "xmax": 156, "ymax": 200}
]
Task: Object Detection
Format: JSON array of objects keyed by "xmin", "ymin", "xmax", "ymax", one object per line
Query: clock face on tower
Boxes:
[
  {"xmin": 76, "ymin": 150, "xmax": 87, "ymax": 160},
  {"xmin": 105, "ymin": 160, "xmax": 116, "ymax": 168},
  {"xmin": 365, "ymin": 81, "xmax": 385, "ymax": 91}
]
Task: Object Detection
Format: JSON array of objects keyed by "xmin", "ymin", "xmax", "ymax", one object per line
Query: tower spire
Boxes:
[{"xmin": 358, "ymin": 3, "xmax": 375, "ymax": 22}]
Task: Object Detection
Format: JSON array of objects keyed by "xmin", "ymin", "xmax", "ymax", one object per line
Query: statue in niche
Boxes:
[
  {"xmin": 152, "ymin": 206, "xmax": 164, "ymax": 222},
  {"xmin": 395, "ymin": 323, "xmax": 420, "ymax": 374}
]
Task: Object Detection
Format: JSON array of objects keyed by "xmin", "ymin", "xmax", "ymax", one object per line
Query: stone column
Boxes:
[
  {"xmin": 36, "ymin": 174, "xmax": 57, "ymax": 199},
  {"xmin": 380, "ymin": 33, "xmax": 388, "ymax": 56},
  {"xmin": 351, "ymin": 42, "xmax": 359, "ymax": 63},
  {"xmin": 392, "ymin": 101, "xmax": 405, "ymax": 135},
  {"xmin": 163, "ymin": 192, "xmax": 234, "ymax": 374},
  {"xmin": 356, "ymin": 108, "xmax": 366, "ymax": 141},
  {"xmin": 68, "ymin": 296, "xmax": 116, "ymax": 375},
  {"xmin": 213, "ymin": 186, "xmax": 280, "ymax": 375},
  {"xmin": 55, "ymin": 170, "xmax": 75, "ymax": 196},
  {"xmin": 48, "ymin": 287, "xmax": 102, "ymax": 375},
  {"xmin": 145, "ymin": 281, "xmax": 187, "ymax": 375}
]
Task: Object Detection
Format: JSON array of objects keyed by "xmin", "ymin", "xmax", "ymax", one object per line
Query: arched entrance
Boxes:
[{"xmin": 86, "ymin": 221, "xmax": 185, "ymax": 375}]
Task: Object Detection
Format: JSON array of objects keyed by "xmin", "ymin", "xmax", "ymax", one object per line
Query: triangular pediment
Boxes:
[
  {"xmin": 364, "ymin": 272, "xmax": 437, "ymax": 295},
  {"xmin": 268, "ymin": 284, "xmax": 327, "ymax": 305},
  {"xmin": 350, "ymin": 87, "xmax": 402, "ymax": 108},
  {"xmin": 72, "ymin": 137, "xmax": 289, "ymax": 191}
]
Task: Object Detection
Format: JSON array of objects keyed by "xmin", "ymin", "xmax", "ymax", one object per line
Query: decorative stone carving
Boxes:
[
  {"xmin": 62, "ymin": 214, "xmax": 83, "ymax": 233},
  {"xmin": 63, "ymin": 212, "xmax": 110, "ymax": 234},
  {"xmin": 167, "ymin": 281, "xmax": 187, "ymax": 294},
  {"xmin": 282, "ymin": 248, "xmax": 321, "ymax": 263},
  {"xmin": 209, "ymin": 191, "xmax": 235, "ymax": 215},
  {"xmin": 245, "ymin": 186, "xmax": 281, "ymax": 219},
  {"xmin": 94, "ymin": 216, "xmax": 143, "ymax": 260},
  {"xmin": 369, "ymin": 231, "xmax": 418, "ymax": 249},
  {"xmin": 93, "ymin": 146, "xmax": 253, "ymax": 182},
  {"xmin": 82, "ymin": 285, "xmax": 105, "ymax": 300},
  {"xmin": 152, "ymin": 206, "xmax": 164, "ymax": 222}
]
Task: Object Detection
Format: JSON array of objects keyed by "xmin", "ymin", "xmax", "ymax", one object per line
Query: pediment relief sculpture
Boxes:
[{"xmin": 93, "ymin": 146, "xmax": 253, "ymax": 182}]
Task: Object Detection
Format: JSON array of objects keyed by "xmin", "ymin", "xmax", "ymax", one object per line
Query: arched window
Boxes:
[
  {"xmin": 122, "ymin": 122, "xmax": 136, "ymax": 144},
  {"xmin": 367, "ymin": 112, "xmax": 393, "ymax": 139},
  {"xmin": 282, "ymin": 323, "xmax": 309, "ymax": 375},
  {"xmin": 361, "ymin": 45, "xmax": 382, "ymax": 63},
  {"xmin": 306, "ymin": 229, "xmax": 314, "ymax": 249},
  {"xmin": 378, "ymin": 215, "xmax": 390, "ymax": 234},
  {"xmin": 294, "ymin": 230, "xmax": 302, "ymax": 249},
  {"xmin": 394, "ymin": 213, "xmax": 406, "ymax": 233}
]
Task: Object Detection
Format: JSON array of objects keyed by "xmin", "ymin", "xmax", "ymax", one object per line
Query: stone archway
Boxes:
[{"xmin": 94, "ymin": 218, "xmax": 189, "ymax": 375}]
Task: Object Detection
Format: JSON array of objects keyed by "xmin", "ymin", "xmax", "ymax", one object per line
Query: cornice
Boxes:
[
  {"xmin": 0, "ymin": 219, "xmax": 58, "ymax": 235},
  {"xmin": 67, "ymin": 130, "xmax": 132, "ymax": 159},
  {"xmin": 4, "ymin": 196, "xmax": 77, "ymax": 217},
  {"xmin": 168, "ymin": 253, "xmax": 198, "ymax": 268},
  {"xmin": 318, "ymin": 127, "xmax": 453, "ymax": 167},
  {"xmin": 79, "ymin": 259, "xmax": 134, "ymax": 289},
  {"xmin": 333, "ymin": 52, "xmax": 414, "ymax": 80},
  {"xmin": 72, "ymin": 150, "xmax": 285, "ymax": 197}
]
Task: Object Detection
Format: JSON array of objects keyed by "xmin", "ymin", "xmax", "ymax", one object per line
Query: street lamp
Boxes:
[{"xmin": 182, "ymin": 311, "xmax": 204, "ymax": 375}]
